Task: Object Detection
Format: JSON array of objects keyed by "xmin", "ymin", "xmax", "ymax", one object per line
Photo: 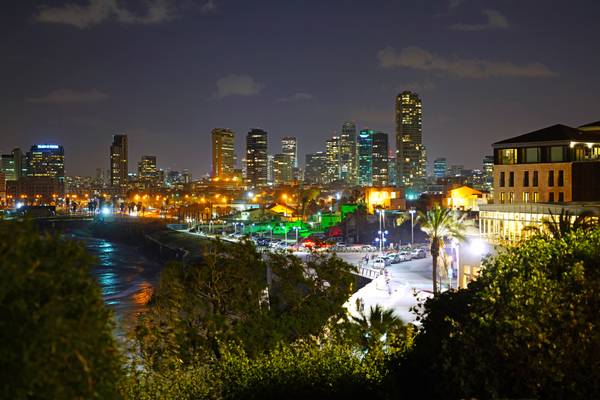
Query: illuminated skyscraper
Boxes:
[
  {"xmin": 273, "ymin": 153, "xmax": 293, "ymax": 185},
  {"xmin": 358, "ymin": 129, "xmax": 374, "ymax": 186},
  {"xmin": 211, "ymin": 128, "xmax": 236, "ymax": 179},
  {"xmin": 371, "ymin": 131, "xmax": 389, "ymax": 186},
  {"xmin": 110, "ymin": 134, "xmax": 128, "ymax": 192},
  {"xmin": 138, "ymin": 155, "xmax": 159, "ymax": 184},
  {"xmin": 246, "ymin": 129, "xmax": 268, "ymax": 187},
  {"xmin": 1, "ymin": 148, "xmax": 24, "ymax": 182},
  {"xmin": 27, "ymin": 144, "xmax": 65, "ymax": 183},
  {"xmin": 434, "ymin": 158, "xmax": 447, "ymax": 178},
  {"xmin": 339, "ymin": 122, "xmax": 357, "ymax": 185},
  {"xmin": 396, "ymin": 91, "xmax": 426, "ymax": 188},
  {"xmin": 281, "ymin": 137, "xmax": 297, "ymax": 168},
  {"xmin": 305, "ymin": 152, "xmax": 327, "ymax": 185},
  {"xmin": 325, "ymin": 136, "xmax": 340, "ymax": 183}
]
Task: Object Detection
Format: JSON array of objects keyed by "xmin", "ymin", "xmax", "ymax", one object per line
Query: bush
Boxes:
[
  {"xmin": 394, "ymin": 229, "xmax": 600, "ymax": 399},
  {"xmin": 0, "ymin": 222, "xmax": 123, "ymax": 399}
]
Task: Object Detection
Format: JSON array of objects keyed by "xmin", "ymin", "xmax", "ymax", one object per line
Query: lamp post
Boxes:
[
  {"xmin": 293, "ymin": 226, "xmax": 300, "ymax": 243},
  {"xmin": 409, "ymin": 208, "xmax": 416, "ymax": 246},
  {"xmin": 281, "ymin": 223, "xmax": 288, "ymax": 242}
]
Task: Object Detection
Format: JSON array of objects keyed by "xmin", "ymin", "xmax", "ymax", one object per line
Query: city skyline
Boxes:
[{"xmin": 2, "ymin": 1, "xmax": 600, "ymax": 177}]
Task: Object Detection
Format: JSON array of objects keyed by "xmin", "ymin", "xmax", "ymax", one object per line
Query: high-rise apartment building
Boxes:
[
  {"xmin": 281, "ymin": 137, "xmax": 297, "ymax": 168},
  {"xmin": 396, "ymin": 91, "xmax": 426, "ymax": 188},
  {"xmin": 110, "ymin": 134, "xmax": 128, "ymax": 192},
  {"xmin": 388, "ymin": 155, "xmax": 397, "ymax": 187},
  {"xmin": 1, "ymin": 148, "xmax": 24, "ymax": 182},
  {"xmin": 246, "ymin": 129, "xmax": 268, "ymax": 187},
  {"xmin": 358, "ymin": 129, "xmax": 374, "ymax": 186},
  {"xmin": 433, "ymin": 158, "xmax": 447, "ymax": 178},
  {"xmin": 372, "ymin": 131, "xmax": 389, "ymax": 186},
  {"xmin": 305, "ymin": 152, "xmax": 327, "ymax": 185},
  {"xmin": 340, "ymin": 122, "xmax": 357, "ymax": 185},
  {"xmin": 211, "ymin": 128, "xmax": 236, "ymax": 179},
  {"xmin": 138, "ymin": 155, "xmax": 159, "ymax": 183},
  {"xmin": 26, "ymin": 144, "xmax": 65, "ymax": 184},
  {"xmin": 273, "ymin": 153, "xmax": 293, "ymax": 185},
  {"xmin": 325, "ymin": 136, "xmax": 340, "ymax": 183}
]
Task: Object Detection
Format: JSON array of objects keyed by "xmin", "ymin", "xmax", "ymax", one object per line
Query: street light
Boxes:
[
  {"xmin": 293, "ymin": 226, "xmax": 300, "ymax": 243},
  {"xmin": 409, "ymin": 208, "xmax": 416, "ymax": 245}
]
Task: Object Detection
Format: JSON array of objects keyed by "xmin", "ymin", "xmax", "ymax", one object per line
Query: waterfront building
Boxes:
[
  {"xmin": 340, "ymin": 122, "xmax": 357, "ymax": 185},
  {"xmin": 358, "ymin": 129, "xmax": 374, "ymax": 186},
  {"xmin": 246, "ymin": 129, "xmax": 268, "ymax": 187},
  {"xmin": 433, "ymin": 158, "xmax": 447, "ymax": 179},
  {"xmin": 110, "ymin": 134, "xmax": 128, "ymax": 193},
  {"xmin": 396, "ymin": 91, "xmax": 426, "ymax": 188},
  {"xmin": 211, "ymin": 128, "xmax": 236, "ymax": 179},
  {"xmin": 372, "ymin": 131, "xmax": 389, "ymax": 186},
  {"xmin": 480, "ymin": 122, "xmax": 600, "ymax": 242}
]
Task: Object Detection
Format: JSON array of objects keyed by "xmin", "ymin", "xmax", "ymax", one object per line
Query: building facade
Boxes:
[
  {"xmin": 396, "ymin": 91, "xmax": 426, "ymax": 188},
  {"xmin": 339, "ymin": 122, "xmax": 357, "ymax": 185},
  {"xmin": 358, "ymin": 129, "xmax": 373, "ymax": 186},
  {"xmin": 325, "ymin": 136, "xmax": 340, "ymax": 183},
  {"xmin": 246, "ymin": 129, "xmax": 268, "ymax": 187},
  {"xmin": 211, "ymin": 128, "xmax": 236, "ymax": 179},
  {"xmin": 138, "ymin": 155, "xmax": 159, "ymax": 185},
  {"xmin": 273, "ymin": 153, "xmax": 293, "ymax": 185},
  {"xmin": 281, "ymin": 137, "xmax": 297, "ymax": 168},
  {"xmin": 371, "ymin": 131, "xmax": 389, "ymax": 186},
  {"xmin": 305, "ymin": 152, "xmax": 327, "ymax": 185},
  {"xmin": 26, "ymin": 144, "xmax": 65, "ymax": 183},
  {"xmin": 433, "ymin": 158, "xmax": 447, "ymax": 179},
  {"xmin": 480, "ymin": 122, "xmax": 600, "ymax": 242},
  {"xmin": 110, "ymin": 134, "xmax": 128, "ymax": 193}
]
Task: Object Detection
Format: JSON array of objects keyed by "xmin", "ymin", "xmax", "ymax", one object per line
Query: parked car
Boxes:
[
  {"xmin": 361, "ymin": 245, "xmax": 377, "ymax": 252},
  {"xmin": 411, "ymin": 249, "xmax": 427, "ymax": 259},
  {"xmin": 373, "ymin": 258, "xmax": 387, "ymax": 269},
  {"xmin": 380, "ymin": 255, "xmax": 393, "ymax": 266},
  {"xmin": 387, "ymin": 253, "xmax": 401, "ymax": 264},
  {"xmin": 398, "ymin": 251, "xmax": 412, "ymax": 261}
]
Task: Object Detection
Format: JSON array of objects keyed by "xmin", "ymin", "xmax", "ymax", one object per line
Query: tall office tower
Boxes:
[
  {"xmin": 267, "ymin": 154, "xmax": 274, "ymax": 184},
  {"xmin": 281, "ymin": 137, "xmax": 297, "ymax": 168},
  {"xmin": 305, "ymin": 152, "xmax": 327, "ymax": 185},
  {"xmin": 110, "ymin": 134, "xmax": 128, "ymax": 192},
  {"xmin": 482, "ymin": 155, "xmax": 494, "ymax": 192},
  {"xmin": 339, "ymin": 121, "xmax": 357, "ymax": 185},
  {"xmin": 26, "ymin": 144, "xmax": 65, "ymax": 183},
  {"xmin": 273, "ymin": 153, "xmax": 293, "ymax": 185},
  {"xmin": 371, "ymin": 131, "xmax": 389, "ymax": 186},
  {"xmin": 138, "ymin": 155, "xmax": 159, "ymax": 183},
  {"xmin": 1, "ymin": 148, "xmax": 25, "ymax": 182},
  {"xmin": 211, "ymin": 128, "xmax": 236, "ymax": 179},
  {"xmin": 433, "ymin": 158, "xmax": 448, "ymax": 178},
  {"xmin": 325, "ymin": 136, "xmax": 341, "ymax": 183},
  {"xmin": 396, "ymin": 91, "xmax": 426, "ymax": 187},
  {"xmin": 388, "ymin": 155, "xmax": 397, "ymax": 187},
  {"xmin": 449, "ymin": 164, "xmax": 464, "ymax": 177},
  {"xmin": 246, "ymin": 129, "xmax": 268, "ymax": 187},
  {"xmin": 358, "ymin": 129, "xmax": 374, "ymax": 186}
]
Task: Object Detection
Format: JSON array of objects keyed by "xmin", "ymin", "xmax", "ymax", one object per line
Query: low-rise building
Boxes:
[{"xmin": 480, "ymin": 121, "xmax": 600, "ymax": 242}]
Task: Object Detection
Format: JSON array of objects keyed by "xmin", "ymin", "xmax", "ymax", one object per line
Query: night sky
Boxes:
[{"xmin": 2, "ymin": 0, "xmax": 599, "ymax": 178}]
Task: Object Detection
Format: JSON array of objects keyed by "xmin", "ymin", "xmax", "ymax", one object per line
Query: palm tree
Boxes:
[
  {"xmin": 418, "ymin": 207, "xmax": 467, "ymax": 294},
  {"xmin": 541, "ymin": 209, "xmax": 596, "ymax": 239},
  {"xmin": 350, "ymin": 304, "xmax": 402, "ymax": 350}
]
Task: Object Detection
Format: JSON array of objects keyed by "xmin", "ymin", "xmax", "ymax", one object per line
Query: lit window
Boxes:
[
  {"xmin": 500, "ymin": 149, "xmax": 517, "ymax": 165},
  {"xmin": 550, "ymin": 146, "xmax": 564, "ymax": 162}
]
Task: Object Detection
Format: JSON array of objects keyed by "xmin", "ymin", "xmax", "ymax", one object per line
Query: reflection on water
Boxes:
[{"xmin": 67, "ymin": 234, "xmax": 162, "ymax": 332}]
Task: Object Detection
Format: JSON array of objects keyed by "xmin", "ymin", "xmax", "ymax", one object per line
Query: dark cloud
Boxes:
[
  {"xmin": 450, "ymin": 9, "xmax": 509, "ymax": 31},
  {"xmin": 214, "ymin": 74, "xmax": 264, "ymax": 99},
  {"xmin": 378, "ymin": 46, "xmax": 556, "ymax": 79}
]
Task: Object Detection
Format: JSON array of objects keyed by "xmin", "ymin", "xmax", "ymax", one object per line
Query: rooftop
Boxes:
[{"xmin": 493, "ymin": 124, "xmax": 600, "ymax": 147}]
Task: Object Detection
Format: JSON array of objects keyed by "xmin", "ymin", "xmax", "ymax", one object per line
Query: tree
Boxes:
[
  {"xmin": 348, "ymin": 305, "xmax": 405, "ymax": 351},
  {"xmin": 135, "ymin": 240, "xmax": 357, "ymax": 368},
  {"xmin": 542, "ymin": 209, "xmax": 596, "ymax": 239},
  {"xmin": 395, "ymin": 228, "xmax": 600, "ymax": 399},
  {"xmin": 418, "ymin": 207, "xmax": 466, "ymax": 294},
  {"xmin": 0, "ymin": 222, "xmax": 123, "ymax": 399}
]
